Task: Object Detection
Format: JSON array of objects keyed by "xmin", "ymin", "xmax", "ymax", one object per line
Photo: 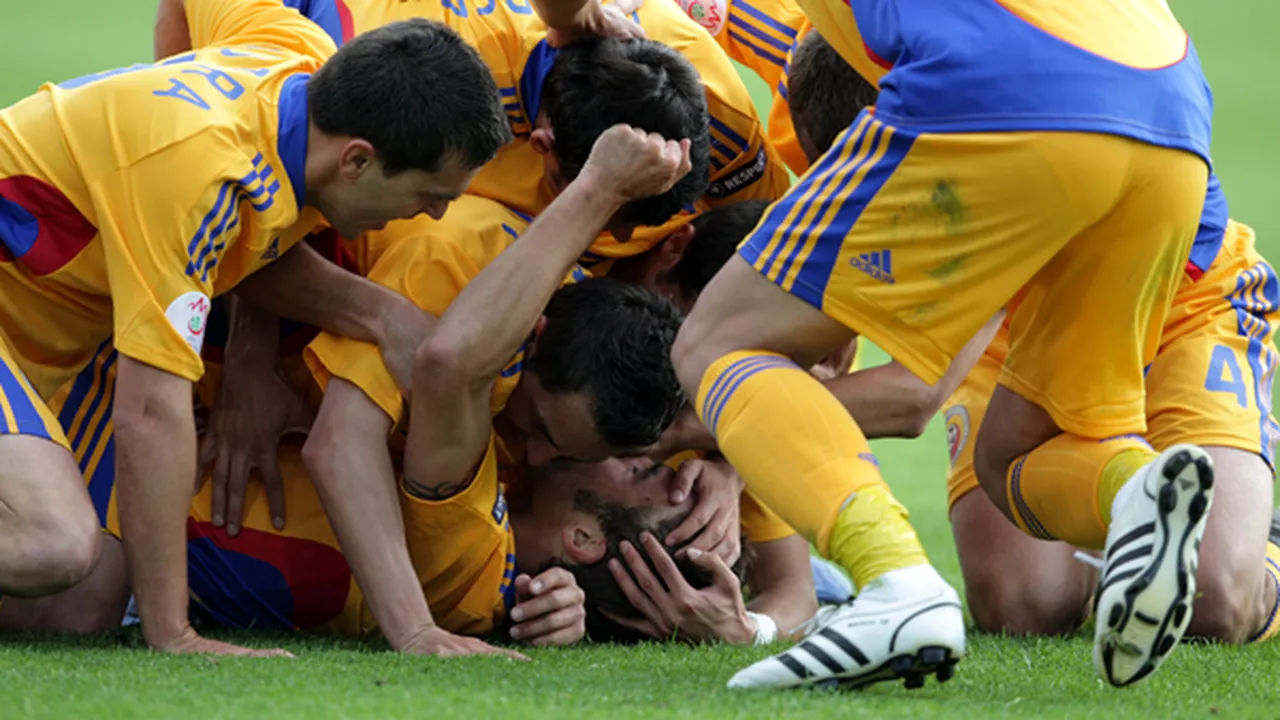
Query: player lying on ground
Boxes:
[
  {"xmin": 788, "ymin": 31, "xmax": 1280, "ymax": 650},
  {"xmin": 0, "ymin": 0, "xmax": 508, "ymax": 656}
]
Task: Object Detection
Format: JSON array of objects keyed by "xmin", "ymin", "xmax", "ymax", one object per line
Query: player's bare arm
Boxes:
[
  {"xmin": 154, "ymin": 0, "xmax": 192, "ymax": 59},
  {"xmin": 114, "ymin": 355, "xmax": 291, "ymax": 657},
  {"xmin": 741, "ymin": 534, "xmax": 818, "ymax": 641},
  {"xmin": 533, "ymin": 0, "xmax": 646, "ymax": 46},
  {"xmin": 827, "ymin": 311, "xmax": 1005, "ymax": 440},
  {"xmin": 303, "ymin": 379, "xmax": 527, "ymax": 659},
  {"xmin": 404, "ymin": 125, "xmax": 691, "ymax": 491},
  {"xmin": 199, "ymin": 295, "xmax": 312, "ymax": 535}
]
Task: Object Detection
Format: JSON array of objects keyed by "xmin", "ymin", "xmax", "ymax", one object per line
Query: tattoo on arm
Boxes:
[{"xmin": 402, "ymin": 478, "xmax": 465, "ymax": 501}]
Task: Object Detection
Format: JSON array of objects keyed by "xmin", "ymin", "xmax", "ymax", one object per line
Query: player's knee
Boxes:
[
  {"xmin": 7, "ymin": 514, "xmax": 102, "ymax": 597},
  {"xmin": 966, "ymin": 569, "xmax": 1090, "ymax": 636},
  {"xmin": 1188, "ymin": 564, "xmax": 1259, "ymax": 644}
]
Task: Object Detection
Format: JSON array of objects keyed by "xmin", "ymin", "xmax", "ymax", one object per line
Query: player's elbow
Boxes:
[
  {"xmin": 897, "ymin": 393, "xmax": 938, "ymax": 439},
  {"xmin": 413, "ymin": 332, "xmax": 482, "ymax": 391}
]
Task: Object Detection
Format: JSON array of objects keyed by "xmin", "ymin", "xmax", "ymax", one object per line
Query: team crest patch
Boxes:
[
  {"xmin": 676, "ymin": 0, "xmax": 726, "ymax": 35},
  {"xmin": 165, "ymin": 291, "xmax": 211, "ymax": 355},
  {"xmin": 944, "ymin": 406, "xmax": 970, "ymax": 467}
]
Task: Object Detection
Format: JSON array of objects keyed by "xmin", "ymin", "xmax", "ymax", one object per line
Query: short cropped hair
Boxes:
[
  {"xmin": 309, "ymin": 19, "xmax": 512, "ymax": 174},
  {"xmin": 542, "ymin": 38, "xmax": 711, "ymax": 227},
  {"xmin": 788, "ymin": 32, "xmax": 878, "ymax": 157},
  {"xmin": 527, "ymin": 278, "xmax": 685, "ymax": 451}
]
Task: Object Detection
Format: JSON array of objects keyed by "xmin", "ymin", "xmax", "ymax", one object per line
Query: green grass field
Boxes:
[{"xmin": 1, "ymin": 1, "xmax": 1278, "ymax": 718}]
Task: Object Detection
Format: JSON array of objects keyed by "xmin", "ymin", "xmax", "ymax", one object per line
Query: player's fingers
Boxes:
[
  {"xmin": 669, "ymin": 459, "xmax": 700, "ymax": 504},
  {"xmin": 514, "ymin": 573, "xmax": 534, "ymax": 600},
  {"xmin": 224, "ymin": 455, "xmax": 252, "ymax": 536},
  {"xmin": 639, "ymin": 532, "xmax": 694, "ymax": 596},
  {"xmin": 664, "ymin": 494, "xmax": 714, "ymax": 547},
  {"xmin": 511, "ymin": 605, "xmax": 585, "ymax": 642},
  {"xmin": 686, "ymin": 547, "xmax": 739, "ymax": 593},
  {"xmin": 210, "ymin": 445, "xmax": 232, "ymax": 527},
  {"xmin": 618, "ymin": 541, "xmax": 679, "ymax": 616},
  {"xmin": 262, "ymin": 458, "xmax": 286, "ymax": 530},
  {"xmin": 509, "ymin": 586, "xmax": 584, "ymax": 625},
  {"xmin": 608, "ymin": 557, "xmax": 668, "ymax": 624},
  {"xmin": 527, "ymin": 567, "xmax": 575, "ymax": 594}
]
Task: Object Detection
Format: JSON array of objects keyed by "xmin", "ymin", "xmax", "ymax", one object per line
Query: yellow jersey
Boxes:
[
  {"xmin": 291, "ymin": 0, "xmax": 789, "ymax": 267},
  {"xmin": 0, "ymin": 0, "xmax": 331, "ymax": 395}
]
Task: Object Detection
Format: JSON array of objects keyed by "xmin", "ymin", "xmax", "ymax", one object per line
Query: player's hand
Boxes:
[
  {"xmin": 199, "ymin": 360, "xmax": 312, "ymax": 535},
  {"xmin": 547, "ymin": 0, "xmax": 646, "ymax": 47},
  {"xmin": 605, "ymin": 533, "xmax": 752, "ymax": 644},
  {"xmin": 810, "ymin": 336, "xmax": 859, "ymax": 381},
  {"xmin": 663, "ymin": 458, "xmax": 742, "ymax": 564},
  {"xmin": 582, "ymin": 125, "xmax": 692, "ymax": 204},
  {"xmin": 397, "ymin": 625, "xmax": 529, "ymax": 660},
  {"xmin": 376, "ymin": 297, "xmax": 437, "ymax": 395},
  {"xmin": 508, "ymin": 569, "xmax": 587, "ymax": 647},
  {"xmin": 151, "ymin": 626, "xmax": 294, "ymax": 658},
  {"xmin": 645, "ymin": 406, "xmax": 717, "ymax": 461}
]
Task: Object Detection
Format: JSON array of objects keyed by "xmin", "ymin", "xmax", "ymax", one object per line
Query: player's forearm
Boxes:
[
  {"xmin": 530, "ymin": 0, "xmax": 594, "ymax": 30},
  {"xmin": 744, "ymin": 536, "xmax": 819, "ymax": 640},
  {"xmin": 236, "ymin": 242, "xmax": 400, "ymax": 345},
  {"xmin": 303, "ymin": 387, "xmax": 436, "ymax": 648},
  {"xmin": 223, "ymin": 293, "xmax": 281, "ymax": 369},
  {"xmin": 154, "ymin": 0, "xmax": 192, "ymax": 60},
  {"xmin": 112, "ymin": 359, "xmax": 198, "ymax": 647},
  {"xmin": 422, "ymin": 176, "xmax": 623, "ymax": 385},
  {"xmin": 827, "ymin": 312, "xmax": 1003, "ymax": 439}
]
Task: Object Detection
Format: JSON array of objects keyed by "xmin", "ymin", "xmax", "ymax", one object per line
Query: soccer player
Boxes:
[
  {"xmin": 546, "ymin": 0, "xmax": 1219, "ymax": 690},
  {"xmin": 0, "ymin": 0, "xmax": 509, "ymax": 656},
  {"xmin": 784, "ymin": 31, "xmax": 1280, "ymax": 653},
  {"xmin": 301, "ymin": 126, "xmax": 695, "ymax": 654},
  {"xmin": 944, "ymin": 183, "xmax": 1280, "ymax": 645}
]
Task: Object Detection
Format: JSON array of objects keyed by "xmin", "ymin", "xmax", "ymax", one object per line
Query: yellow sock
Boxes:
[
  {"xmin": 697, "ymin": 350, "xmax": 928, "ymax": 588},
  {"xmin": 1248, "ymin": 543, "xmax": 1280, "ymax": 643},
  {"xmin": 1005, "ymin": 434, "xmax": 1155, "ymax": 549}
]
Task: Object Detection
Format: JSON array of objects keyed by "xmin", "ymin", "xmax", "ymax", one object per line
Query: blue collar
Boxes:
[
  {"xmin": 518, "ymin": 39, "xmax": 560, "ymax": 125},
  {"xmin": 276, "ymin": 73, "xmax": 311, "ymax": 210}
]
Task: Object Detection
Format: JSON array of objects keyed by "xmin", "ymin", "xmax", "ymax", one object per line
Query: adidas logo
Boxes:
[
  {"xmin": 261, "ymin": 237, "xmax": 280, "ymax": 261},
  {"xmin": 850, "ymin": 250, "xmax": 894, "ymax": 284}
]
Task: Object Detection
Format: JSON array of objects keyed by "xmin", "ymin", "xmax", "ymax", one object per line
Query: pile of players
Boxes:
[{"xmin": 0, "ymin": 0, "xmax": 1275, "ymax": 693}]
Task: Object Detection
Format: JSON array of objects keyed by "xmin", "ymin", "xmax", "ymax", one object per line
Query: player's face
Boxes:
[
  {"xmin": 322, "ymin": 152, "xmax": 477, "ymax": 238},
  {"xmin": 504, "ymin": 373, "xmax": 615, "ymax": 467}
]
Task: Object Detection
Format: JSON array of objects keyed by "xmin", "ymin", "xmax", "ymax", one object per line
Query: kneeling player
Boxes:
[{"xmin": 944, "ymin": 186, "xmax": 1280, "ymax": 645}]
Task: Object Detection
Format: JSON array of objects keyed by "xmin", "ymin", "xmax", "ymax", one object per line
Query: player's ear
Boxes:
[
  {"xmin": 531, "ymin": 127, "xmax": 556, "ymax": 156},
  {"xmin": 657, "ymin": 223, "xmax": 696, "ymax": 272},
  {"xmin": 339, "ymin": 139, "xmax": 377, "ymax": 180},
  {"xmin": 563, "ymin": 523, "xmax": 607, "ymax": 565}
]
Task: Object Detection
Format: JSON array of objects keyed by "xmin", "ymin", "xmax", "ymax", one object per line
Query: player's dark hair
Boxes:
[
  {"xmin": 668, "ymin": 201, "xmax": 769, "ymax": 298},
  {"xmin": 527, "ymin": 278, "xmax": 685, "ymax": 451},
  {"xmin": 542, "ymin": 38, "xmax": 711, "ymax": 227},
  {"xmin": 567, "ymin": 490, "xmax": 750, "ymax": 644},
  {"xmin": 308, "ymin": 19, "xmax": 512, "ymax": 174},
  {"xmin": 788, "ymin": 32, "xmax": 878, "ymax": 158}
]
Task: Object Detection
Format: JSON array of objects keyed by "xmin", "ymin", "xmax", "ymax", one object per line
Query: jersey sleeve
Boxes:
[
  {"xmin": 740, "ymin": 490, "xmax": 797, "ymax": 543},
  {"xmin": 186, "ymin": 0, "xmax": 337, "ymax": 61},
  {"xmin": 694, "ymin": 0, "xmax": 805, "ymax": 93},
  {"xmin": 303, "ymin": 219, "xmax": 498, "ymax": 422},
  {"xmin": 401, "ymin": 435, "xmax": 516, "ymax": 636},
  {"xmin": 766, "ymin": 19, "xmax": 812, "ymax": 176},
  {"xmin": 705, "ymin": 95, "xmax": 791, "ymax": 205},
  {"xmin": 93, "ymin": 133, "xmax": 245, "ymax": 382}
]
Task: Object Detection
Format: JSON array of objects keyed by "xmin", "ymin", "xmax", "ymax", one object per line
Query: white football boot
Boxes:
[
  {"xmin": 727, "ymin": 564, "xmax": 964, "ymax": 690},
  {"xmin": 1094, "ymin": 444, "xmax": 1215, "ymax": 687}
]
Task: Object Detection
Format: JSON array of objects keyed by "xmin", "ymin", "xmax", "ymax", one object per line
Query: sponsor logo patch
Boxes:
[
  {"xmin": 849, "ymin": 249, "xmax": 894, "ymax": 284},
  {"xmin": 707, "ymin": 147, "xmax": 767, "ymax": 199}
]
